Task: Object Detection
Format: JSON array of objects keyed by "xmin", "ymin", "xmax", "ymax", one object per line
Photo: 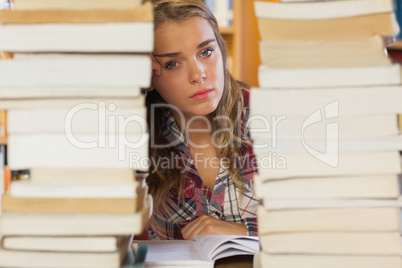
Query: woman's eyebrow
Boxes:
[
  {"xmin": 153, "ymin": 39, "xmax": 216, "ymax": 58},
  {"xmin": 197, "ymin": 38, "xmax": 215, "ymax": 49},
  {"xmin": 153, "ymin": 51, "xmax": 181, "ymax": 58}
]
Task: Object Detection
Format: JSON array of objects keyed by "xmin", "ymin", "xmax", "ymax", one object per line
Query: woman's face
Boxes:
[{"xmin": 151, "ymin": 17, "xmax": 225, "ymax": 122}]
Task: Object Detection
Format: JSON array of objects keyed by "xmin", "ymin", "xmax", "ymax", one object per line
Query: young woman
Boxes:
[{"xmin": 145, "ymin": 0, "xmax": 258, "ymax": 240}]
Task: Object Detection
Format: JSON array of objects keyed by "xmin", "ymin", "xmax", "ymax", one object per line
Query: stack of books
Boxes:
[
  {"xmin": 0, "ymin": 1, "xmax": 153, "ymax": 267},
  {"xmin": 251, "ymin": 0, "xmax": 402, "ymax": 267}
]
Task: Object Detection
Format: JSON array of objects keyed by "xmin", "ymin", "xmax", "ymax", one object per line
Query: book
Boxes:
[
  {"xmin": 13, "ymin": 0, "xmax": 143, "ymax": 10},
  {"xmin": 0, "ymin": 22, "xmax": 153, "ymax": 53},
  {"xmin": 249, "ymin": 114, "xmax": 399, "ymax": 140},
  {"xmin": 259, "ymin": 35, "xmax": 390, "ymax": 69},
  {"xmin": 249, "ymin": 86, "xmax": 402, "ymax": 116},
  {"xmin": 1, "ymin": 186, "xmax": 147, "ymax": 213},
  {"xmin": 0, "ymin": 3, "xmax": 152, "ymax": 23},
  {"xmin": 214, "ymin": 0, "xmax": 231, "ymax": 27},
  {"xmin": 2, "ymin": 235, "xmax": 130, "ymax": 252},
  {"xmin": 259, "ymin": 232, "xmax": 402, "ymax": 255},
  {"xmin": 0, "ymin": 235, "xmax": 131, "ymax": 268},
  {"xmin": 257, "ymin": 206, "xmax": 400, "ymax": 234},
  {"xmin": 0, "ymin": 194, "xmax": 152, "ymax": 235},
  {"xmin": 7, "ymin": 133, "xmax": 149, "ymax": 170},
  {"xmin": 0, "ymin": 146, "xmax": 4, "ymax": 214},
  {"xmin": 258, "ymin": 64, "xmax": 401, "ymax": 88},
  {"xmin": 254, "ymin": 174, "xmax": 400, "ymax": 199},
  {"xmin": 254, "ymin": 135, "xmax": 402, "ymax": 154},
  {"xmin": 0, "ymin": 3, "xmax": 153, "ymax": 52},
  {"xmin": 0, "ymin": 87, "xmax": 143, "ymax": 99},
  {"xmin": 7, "ymin": 179, "xmax": 143, "ymax": 198},
  {"xmin": 29, "ymin": 168, "xmax": 137, "ymax": 184},
  {"xmin": 260, "ymin": 197, "xmax": 402, "ymax": 210},
  {"xmin": 255, "ymin": 252, "xmax": 402, "ymax": 268},
  {"xmin": 0, "ymin": 96, "xmax": 144, "ymax": 110},
  {"xmin": 7, "ymin": 105, "xmax": 147, "ymax": 134},
  {"xmin": 133, "ymin": 235, "xmax": 259, "ymax": 268},
  {"xmin": 0, "ymin": 54, "xmax": 152, "ymax": 87},
  {"xmin": 253, "ymin": 151, "xmax": 402, "ymax": 179},
  {"xmin": 256, "ymin": 12, "xmax": 398, "ymax": 41},
  {"xmin": 0, "ymin": 110, "xmax": 6, "ymax": 145},
  {"xmin": 254, "ymin": 0, "xmax": 394, "ymax": 20},
  {"xmin": 399, "ymin": 114, "xmax": 402, "ymax": 132}
]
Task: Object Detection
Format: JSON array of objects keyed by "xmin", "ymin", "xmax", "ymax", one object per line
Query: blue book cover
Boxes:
[{"xmin": 394, "ymin": 0, "xmax": 402, "ymax": 39}]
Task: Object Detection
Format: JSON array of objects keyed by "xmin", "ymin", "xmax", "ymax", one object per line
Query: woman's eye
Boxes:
[
  {"xmin": 165, "ymin": 61, "xmax": 179, "ymax": 69},
  {"xmin": 200, "ymin": 48, "xmax": 213, "ymax": 57}
]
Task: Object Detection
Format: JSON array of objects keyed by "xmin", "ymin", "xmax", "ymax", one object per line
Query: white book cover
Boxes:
[
  {"xmin": 260, "ymin": 196, "xmax": 402, "ymax": 210},
  {"xmin": 3, "ymin": 235, "xmax": 131, "ymax": 252},
  {"xmin": 249, "ymin": 86, "xmax": 402, "ymax": 116},
  {"xmin": 256, "ymin": 252, "xmax": 401, "ymax": 268},
  {"xmin": 0, "ymin": 245, "xmax": 129, "ymax": 268},
  {"xmin": 0, "ymin": 96, "xmax": 144, "ymax": 110},
  {"xmin": 258, "ymin": 64, "xmax": 401, "ymax": 89},
  {"xmin": 253, "ymin": 174, "xmax": 400, "ymax": 199},
  {"xmin": 0, "ymin": 86, "xmax": 142, "ymax": 99},
  {"xmin": 0, "ymin": 54, "xmax": 152, "ymax": 88},
  {"xmin": 214, "ymin": 0, "xmax": 230, "ymax": 27},
  {"xmin": 0, "ymin": 195, "xmax": 152, "ymax": 235},
  {"xmin": 7, "ymin": 105, "xmax": 147, "ymax": 135},
  {"xmin": 253, "ymin": 150, "xmax": 401, "ymax": 179},
  {"xmin": 9, "ymin": 180, "xmax": 140, "ymax": 198},
  {"xmin": 254, "ymin": 0, "xmax": 393, "ymax": 20},
  {"xmin": 7, "ymin": 133, "xmax": 149, "ymax": 171},
  {"xmin": 260, "ymin": 232, "xmax": 402, "ymax": 255},
  {"xmin": 0, "ymin": 22, "xmax": 154, "ymax": 52},
  {"xmin": 249, "ymin": 114, "xmax": 399, "ymax": 140},
  {"xmin": 253, "ymin": 135, "xmax": 402, "ymax": 154},
  {"xmin": 257, "ymin": 206, "xmax": 400, "ymax": 233}
]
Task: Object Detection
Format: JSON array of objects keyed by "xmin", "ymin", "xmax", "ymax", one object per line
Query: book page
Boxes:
[
  {"xmin": 194, "ymin": 235, "xmax": 259, "ymax": 261},
  {"xmin": 133, "ymin": 240, "xmax": 212, "ymax": 267}
]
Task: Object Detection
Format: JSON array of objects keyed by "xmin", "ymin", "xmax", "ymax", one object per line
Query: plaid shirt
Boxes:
[{"xmin": 148, "ymin": 89, "xmax": 258, "ymax": 240}]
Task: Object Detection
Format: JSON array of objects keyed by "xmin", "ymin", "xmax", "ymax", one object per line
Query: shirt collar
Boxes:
[{"xmin": 161, "ymin": 110, "xmax": 188, "ymax": 147}]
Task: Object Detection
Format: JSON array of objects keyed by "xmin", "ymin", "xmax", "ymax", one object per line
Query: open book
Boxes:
[{"xmin": 133, "ymin": 235, "xmax": 259, "ymax": 267}]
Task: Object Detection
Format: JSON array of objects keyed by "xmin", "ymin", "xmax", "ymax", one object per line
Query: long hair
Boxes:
[{"xmin": 145, "ymin": 0, "xmax": 249, "ymax": 232}]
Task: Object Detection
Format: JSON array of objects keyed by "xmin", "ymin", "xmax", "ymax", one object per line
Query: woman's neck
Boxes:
[{"xmin": 171, "ymin": 110, "xmax": 213, "ymax": 147}]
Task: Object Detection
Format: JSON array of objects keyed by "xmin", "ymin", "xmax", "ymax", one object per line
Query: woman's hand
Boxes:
[
  {"xmin": 151, "ymin": 54, "xmax": 162, "ymax": 77},
  {"xmin": 181, "ymin": 215, "xmax": 247, "ymax": 241}
]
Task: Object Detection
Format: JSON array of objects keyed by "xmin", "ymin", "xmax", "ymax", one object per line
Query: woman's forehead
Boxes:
[{"xmin": 154, "ymin": 17, "xmax": 216, "ymax": 52}]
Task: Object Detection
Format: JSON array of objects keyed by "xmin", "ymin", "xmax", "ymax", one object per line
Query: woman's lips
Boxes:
[{"xmin": 191, "ymin": 89, "xmax": 213, "ymax": 100}]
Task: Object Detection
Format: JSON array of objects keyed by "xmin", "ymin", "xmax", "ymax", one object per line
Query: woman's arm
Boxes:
[{"xmin": 181, "ymin": 215, "xmax": 247, "ymax": 241}]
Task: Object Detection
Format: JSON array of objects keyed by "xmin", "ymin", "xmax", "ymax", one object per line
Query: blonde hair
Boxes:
[{"xmin": 145, "ymin": 0, "xmax": 250, "ymax": 234}]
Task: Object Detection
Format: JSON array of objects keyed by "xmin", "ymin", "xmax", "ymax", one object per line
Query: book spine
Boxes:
[{"xmin": 0, "ymin": 110, "xmax": 7, "ymax": 145}]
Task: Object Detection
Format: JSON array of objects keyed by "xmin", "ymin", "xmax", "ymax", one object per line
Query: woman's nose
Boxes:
[{"xmin": 189, "ymin": 60, "xmax": 206, "ymax": 83}]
